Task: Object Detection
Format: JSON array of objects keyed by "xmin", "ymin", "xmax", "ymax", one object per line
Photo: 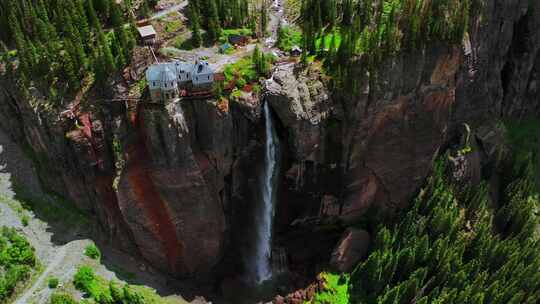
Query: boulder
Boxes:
[{"xmin": 330, "ymin": 228, "xmax": 370, "ymax": 272}]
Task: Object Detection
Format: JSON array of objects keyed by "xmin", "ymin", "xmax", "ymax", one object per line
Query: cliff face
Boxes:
[
  {"xmin": 0, "ymin": 0, "xmax": 539, "ymax": 281},
  {"xmin": 266, "ymin": 0, "xmax": 539, "ymax": 220}
]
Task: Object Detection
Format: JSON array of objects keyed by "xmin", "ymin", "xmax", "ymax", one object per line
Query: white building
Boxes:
[{"xmin": 146, "ymin": 60, "xmax": 214, "ymax": 103}]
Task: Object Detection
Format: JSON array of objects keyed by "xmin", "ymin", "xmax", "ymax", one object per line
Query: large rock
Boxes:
[{"xmin": 330, "ymin": 228, "xmax": 370, "ymax": 272}]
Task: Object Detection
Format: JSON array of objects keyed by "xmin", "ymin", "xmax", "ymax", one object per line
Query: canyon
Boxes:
[{"xmin": 0, "ymin": 0, "xmax": 539, "ymax": 302}]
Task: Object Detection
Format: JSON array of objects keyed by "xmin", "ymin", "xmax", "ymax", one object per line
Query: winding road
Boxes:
[{"xmin": 15, "ymin": 246, "xmax": 68, "ymax": 304}]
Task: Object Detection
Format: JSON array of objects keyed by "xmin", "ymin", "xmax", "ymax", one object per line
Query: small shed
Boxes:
[
  {"xmin": 228, "ymin": 35, "xmax": 249, "ymax": 46},
  {"xmin": 137, "ymin": 25, "xmax": 157, "ymax": 45}
]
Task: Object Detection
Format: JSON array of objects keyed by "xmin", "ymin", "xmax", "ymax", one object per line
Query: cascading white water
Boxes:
[{"xmin": 252, "ymin": 101, "xmax": 280, "ymax": 283}]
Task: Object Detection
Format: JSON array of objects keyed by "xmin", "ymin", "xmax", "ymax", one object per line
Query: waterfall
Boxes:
[{"xmin": 252, "ymin": 101, "xmax": 280, "ymax": 284}]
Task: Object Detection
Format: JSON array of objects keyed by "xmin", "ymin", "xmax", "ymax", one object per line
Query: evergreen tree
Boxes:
[
  {"xmin": 259, "ymin": 0, "xmax": 268, "ymax": 37},
  {"xmin": 87, "ymin": 0, "xmax": 102, "ymax": 30},
  {"xmin": 139, "ymin": 1, "xmax": 151, "ymax": 18},
  {"xmin": 206, "ymin": 0, "xmax": 222, "ymax": 43},
  {"xmin": 188, "ymin": 3, "xmax": 203, "ymax": 47},
  {"xmin": 110, "ymin": 1, "xmax": 124, "ymax": 28}
]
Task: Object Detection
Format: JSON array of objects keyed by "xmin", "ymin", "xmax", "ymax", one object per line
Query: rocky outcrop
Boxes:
[
  {"xmin": 330, "ymin": 228, "xmax": 370, "ymax": 273},
  {"xmin": 260, "ymin": 0, "xmax": 540, "ymax": 281},
  {"xmin": 0, "ymin": 78, "xmax": 264, "ymax": 278}
]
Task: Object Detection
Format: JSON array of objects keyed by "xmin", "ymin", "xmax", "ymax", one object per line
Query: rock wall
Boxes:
[
  {"xmin": 0, "ymin": 0, "xmax": 538, "ymax": 285},
  {"xmin": 263, "ymin": 0, "xmax": 540, "ymax": 278}
]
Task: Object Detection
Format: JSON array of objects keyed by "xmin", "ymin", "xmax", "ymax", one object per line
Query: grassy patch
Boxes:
[
  {"xmin": 223, "ymin": 56, "xmax": 258, "ymax": 85},
  {"xmin": 309, "ymin": 273, "xmax": 349, "ymax": 304},
  {"xmin": 164, "ymin": 19, "xmax": 183, "ymax": 33},
  {"xmin": 277, "ymin": 25, "xmax": 302, "ymax": 51},
  {"xmin": 219, "ymin": 28, "xmax": 252, "ymax": 44}
]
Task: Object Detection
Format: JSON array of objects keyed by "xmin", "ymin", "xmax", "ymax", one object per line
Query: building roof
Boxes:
[
  {"xmin": 146, "ymin": 60, "xmax": 214, "ymax": 86},
  {"xmin": 193, "ymin": 61, "xmax": 212, "ymax": 76},
  {"xmin": 146, "ymin": 63, "xmax": 177, "ymax": 88},
  {"xmin": 137, "ymin": 25, "xmax": 157, "ymax": 38},
  {"xmin": 160, "ymin": 67, "xmax": 177, "ymax": 83},
  {"xmin": 228, "ymin": 35, "xmax": 248, "ymax": 45}
]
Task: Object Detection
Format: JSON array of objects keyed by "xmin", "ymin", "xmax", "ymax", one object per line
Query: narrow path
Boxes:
[
  {"xmin": 150, "ymin": 1, "xmax": 188, "ymax": 20},
  {"xmin": 14, "ymin": 246, "xmax": 68, "ymax": 304}
]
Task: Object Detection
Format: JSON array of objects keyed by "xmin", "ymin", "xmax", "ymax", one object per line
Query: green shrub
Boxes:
[
  {"xmin": 0, "ymin": 227, "xmax": 36, "ymax": 301},
  {"xmin": 21, "ymin": 214, "xmax": 29, "ymax": 227},
  {"xmin": 236, "ymin": 77, "xmax": 247, "ymax": 89},
  {"xmin": 50, "ymin": 292, "xmax": 78, "ymax": 304},
  {"xmin": 277, "ymin": 25, "xmax": 303, "ymax": 51},
  {"xmin": 84, "ymin": 244, "xmax": 101, "ymax": 260},
  {"xmin": 73, "ymin": 266, "xmax": 96, "ymax": 293},
  {"xmin": 309, "ymin": 273, "xmax": 349, "ymax": 304},
  {"xmin": 48, "ymin": 277, "xmax": 59, "ymax": 288}
]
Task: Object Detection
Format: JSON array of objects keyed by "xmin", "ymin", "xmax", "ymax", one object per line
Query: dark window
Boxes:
[
  {"xmin": 153, "ymin": 82, "xmax": 156, "ymax": 86},
  {"xmin": 165, "ymin": 83, "xmax": 167, "ymax": 87},
  {"xmin": 207, "ymin": 76, "xmax": 210, "ymax": 80}
]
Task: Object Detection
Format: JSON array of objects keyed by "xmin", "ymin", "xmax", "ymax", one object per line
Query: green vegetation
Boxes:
[
  {"xmin": 0, "ymin": 227, "xmax": 37, "ymax": 302},
  {"xmin": 276, "ymin": 25, "xmax": 303, "ymax": 52},
  {"xmin": 504, "ymin": 119, "xmax": 540, "ymax": 188},
  {"xmin": 219, "ymin": 28, "xmax": 252, "ymax": 43},
  {"xmin": 72, "ymin": 266, "xmax": 181, "ymax": 304},
  {"xmin": 308, "ymin": 273, "xmax": 350, "ymax": 304},
  {"xmin": 84, "ymin": 244, "xmax": 101, "ymax": 261},
  {"xmin": 48, "ymin": 277, "xmax": 59, "ymax": 289},
  {"xmin": 50, "ymin": 292, "xmax": 78, "ymax": 304},
  {"xmin": 187, "ymin": 0, "xmax": 253, "ymax": 45},
  {"xmin": 223, "ymin": 46, "xmax": 273, "ymax": 90},
  {"xmin": 0, "ymin": 0, "xmax": 144, "ymax": 101},
  {"xmin": 300, "ymin": 0, "xmax": 476, "ymax": 91},
  {"xmin": 21, "ymin": 214, "xmax": 29, "ymax": 227},
  {"xmin": 312, "ymin": 154, "xmax": 540, "ymax": 303},
  {"xmin": 163, "ymin": 19, "xmax": 184, "ymax": 33},
  {"xmin": 173, "ymin": 36, "xmax": 194, "ymax": 50}
]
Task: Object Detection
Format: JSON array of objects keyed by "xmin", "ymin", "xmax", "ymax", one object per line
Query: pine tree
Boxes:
[
  {"xmin": 110, "ymin": 1, "xmax": 124, "ymax": 28},
  {"xmin": 188, "ymin": 3, "xmax": 203, "ymax": 47},
  {"xmin": 259, "ymin": 0, "xmax": 268, "ymax": 37},
  {"xmin": 62, "ymin": 47, "xmax": 80, "ymax": 90},
  {"xmin": 139, "ymin": 1, "xmax": 151, "ymax": 18},
  {"xmin": 97, "ymin": 30, "xmax": 116, "ymax": 74},
  {"xmin": 206, "ymin": 0, "xmax": 222, "ymax": 43},
  {"xmin": 87, "ymin": 0, "xmax": 102, "ymax": 30}
]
